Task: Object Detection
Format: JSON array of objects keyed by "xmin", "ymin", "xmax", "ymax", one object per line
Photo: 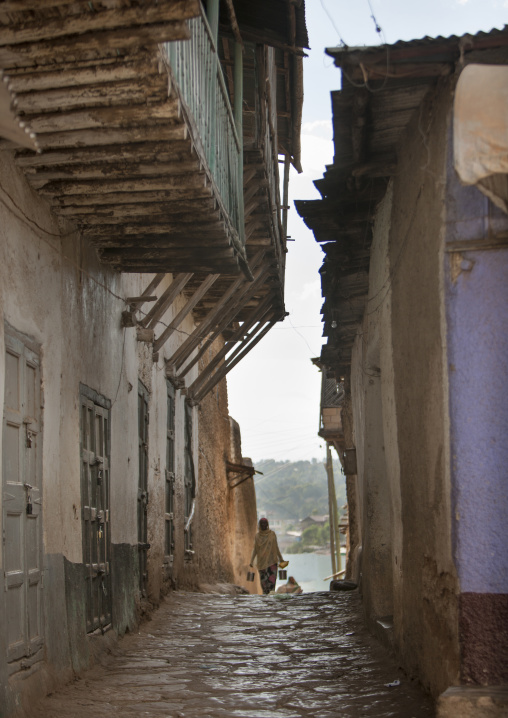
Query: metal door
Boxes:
[
  {"xmin": 137, "ymin": 382, "xmax": 149, "ymax": 596},
  {"xmin": 80, "ymin": 390, "xmax": 111, "ymax": 633},
  {"xmin": 165, "ymin": 381, "xmax": 175, "ymax": 563},
  {"xmin": 183, "ymin": 402, "xmax": 195, "ymax": 554},
  {"xmin": 2, "ymin": 330, "xmax": 43, "ymax": 671}
]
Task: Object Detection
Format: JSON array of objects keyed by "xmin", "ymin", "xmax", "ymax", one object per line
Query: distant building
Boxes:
[{"xmin": 300, "ymin": 514, "xmax": 329, "ymax": 530}]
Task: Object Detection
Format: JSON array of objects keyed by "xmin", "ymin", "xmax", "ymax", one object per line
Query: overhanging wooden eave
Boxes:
[{"xmin": 0, "ymin": 0, "xmax": 253, "ymax": 278}]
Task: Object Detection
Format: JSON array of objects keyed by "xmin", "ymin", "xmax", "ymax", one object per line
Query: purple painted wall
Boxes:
[{"xmin": 445, "ymin": 248, "xmax": 508, "ymax": 593}]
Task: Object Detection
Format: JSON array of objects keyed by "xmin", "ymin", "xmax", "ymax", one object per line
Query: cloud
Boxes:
[
  {"xmin": 300, "ymin": 279, "xmax": 321, "ymax": 301},
  {"xmin": 300, "ymin": 131, "xmax": 334, "ymax": 176},
  {"xmin": 302, "ymin": 119, "xmax": 333, "ymax": 140}
]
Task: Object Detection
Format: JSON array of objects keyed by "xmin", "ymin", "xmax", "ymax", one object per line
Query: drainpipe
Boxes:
[
  {"xmin": 234, "ymin": 40, "xmax": 245, "ymax": 246},
  {"xmin": 326, "ymin": 443, "xmax": 341, "ymax": 576}
]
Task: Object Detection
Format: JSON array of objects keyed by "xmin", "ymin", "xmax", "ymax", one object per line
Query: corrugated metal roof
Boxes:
[
  {"xmin": 326, "ymin": 25, "xmax": 508, "ymax": 66},
  {"xmin": 296, "ymin": 25, "xmax": 508, "ymax": 379}
]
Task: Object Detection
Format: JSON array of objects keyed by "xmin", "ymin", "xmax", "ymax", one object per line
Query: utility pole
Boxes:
[{"xmin": 325, "ymin": 443, "xmax": 340, "ymax": 577}]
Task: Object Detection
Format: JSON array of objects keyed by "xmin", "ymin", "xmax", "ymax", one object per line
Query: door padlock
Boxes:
[
  {"xmin": 26, "ymin": 430, "xmax": 33, "ymax": 449},
  {"xmin": 24, "ymin": 483, "xmax": 33, "ymax": 514},
  {"xmin": 98, "ymin": 524, "xmax": 104, "ymax": 539}
]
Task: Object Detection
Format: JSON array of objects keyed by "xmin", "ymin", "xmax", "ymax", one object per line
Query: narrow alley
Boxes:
[{"xmin": 32, "ymin": 590, "xmax": 433, "ymax": 718}]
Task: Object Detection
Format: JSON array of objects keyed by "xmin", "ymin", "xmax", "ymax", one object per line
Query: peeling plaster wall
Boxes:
[
  {"xmin": 0, "ymin": 150, "xmax": 246, "ymax": 715},
  {"xmin": 228, "ymin": 418, "xmax": 260, "ymax": 595},
  {"xmin": 183, "ymin": 343, "xmax": 235, "ymax": 590},
  {"xmin": 348, "ymin": 80, "xmax": 461, "ymax": 698},
  {"xmin": 385, "ymin": 81, "xmax": 460, "ymax": 696},
  {"xmin": 350, "ymin": 182, "xmax": 397, "ymax": 625}
]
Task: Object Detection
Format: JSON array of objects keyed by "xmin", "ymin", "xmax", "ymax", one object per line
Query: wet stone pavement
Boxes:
[{"xmin": 34, "ymin": 591, "xmax": 434, "ymax": 718}]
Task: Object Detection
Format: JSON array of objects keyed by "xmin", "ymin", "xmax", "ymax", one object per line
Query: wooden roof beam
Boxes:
[
  {"xmin": 0, "ymin": 1, "xmax": 200, "ymax": 47},
  {"xmin": 186, "ymin": 294, "xmax": 274, "ymax": 400},
  {"xmin": 166, "ymin": 249, "xmax": 265, "ymax": 372},
  {"xmin": 23, "ymin": 101, "xmax": 181, "ymax": 134},
  {"xmin": 140, "ymin": 273, "xmax": 193, "ymax": 329},
  {"xmin": 127, "ymin": 273, "xmax": 165, "ymax": 313},
  {"xmin": 153, "ymin": 273, "xmax": 220, "ymax": 355},
  {"xmin": 176, "ymin": 263, "xmax": 271, "ymax": 379},
  {"xmin": 191, "ymin": 315, "xmax": 276, "ymax": 403},
  {"xmin": 0, "ymin": 23, "xmax": 191, "ymax": 68},
  {"xmin": 9, "ymin": 124, "xmax": 188, "ymax": 152},
  {"xmin": 224, "ymin": 0, "xmax": 244, "ymax": 49}
]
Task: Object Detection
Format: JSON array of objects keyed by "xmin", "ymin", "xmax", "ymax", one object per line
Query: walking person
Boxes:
[{"xmin": 250, "ymin": 517, "xmax": 286, "ymax": 595}]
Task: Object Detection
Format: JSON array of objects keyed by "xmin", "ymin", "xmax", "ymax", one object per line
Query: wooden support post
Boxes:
[
  {"xmin": 168, "ymin": 275, "xmax": 246, "ymax": 369},
  {"xmin": 128, "ymin": 272, "xmax": 165, "ymax": 311},
  {"xmin": 207, "ymin": 0, "xmax": 220, "ymax": 44},
  {"xmin": 206, "ymin": 0, "xmax": 219, "ymax": 176},
  {"xmin": 168, "ymin": 250, "xmax": 265, "ymax": 372},
  {"xmin": 186, "ymin": 294, "xmax": 273, "ymax": 397},
  {"xmin": 136, "ymin": 327, "xmax": 154, "ymax": 344},
  {"xmin": 121, "ymin": 274, "xmax": 166, "ymax": 327},
  {"xmin": 325, "ymin": 443, "xmax": 340, "ymax": 577},
  {"xmin": 126, "ymin": 295, "xmax": 157, "ymax": 306},
  {"xmin": 185, "ymin": 302, "xmax": 271, "ymax": 399},
  {"xmin": 152, "ymin": 274, "xmax": 220, "ymax": 354},
  {"xmin": 234, "ymin": 38, "xmax": 245, "ymax": 246},
  {"xmin": 193, "ymin": 318, "xmax": 276, "ymax": 402},
  {"xmin": 140, "ymin": 273, "xmax": 193, "ymax": 329},
  {"xmin": 224, "ymin": 0, "xmax": 243, "ymax": 49},
  {"xmin": 176, "ymin": 264, "xmax": 271, "ymax": 378},
  {"xmin": 330, "ymin": 451, "xmax": 341, "ymax": 575}
]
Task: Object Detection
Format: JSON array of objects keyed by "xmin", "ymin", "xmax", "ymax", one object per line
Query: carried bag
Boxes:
[{"xmin": 279, "ymin": 560, "xmax": 289, "ymax": 569}]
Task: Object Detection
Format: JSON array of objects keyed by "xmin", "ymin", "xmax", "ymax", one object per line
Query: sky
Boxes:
[{"xmin": 227, "ymin": 0, "xmax": 507, "ymax": 464}]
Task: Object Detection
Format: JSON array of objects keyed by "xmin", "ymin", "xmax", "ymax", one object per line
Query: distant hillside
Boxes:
[{"xmin": 253, "ymin": 458, "xmax": 346, "ymax": 522}]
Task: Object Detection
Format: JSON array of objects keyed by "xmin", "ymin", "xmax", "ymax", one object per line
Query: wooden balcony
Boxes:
[
  {"xmin": 0, "ymin": 0, "xmax": 307, "ymax": 400},
  {"xmin": 0, "ymin": 0, "xmax": 257, "ymax": 276},
  {"xmin": 318, "ymin": 374, "xmax": 345, "ymax": 447}
]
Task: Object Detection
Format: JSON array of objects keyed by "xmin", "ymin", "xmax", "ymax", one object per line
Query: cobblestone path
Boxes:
[{"xmin": 34, "ymin": 591, "xmax": 434, "ymax": 718}]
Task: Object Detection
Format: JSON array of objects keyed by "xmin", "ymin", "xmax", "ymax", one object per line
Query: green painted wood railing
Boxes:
[{"xmin": 165, "ymin": 10, "xmax": 244, "ymax": 245}]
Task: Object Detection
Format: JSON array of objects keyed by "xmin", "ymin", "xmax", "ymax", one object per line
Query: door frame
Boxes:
[{"xmin": 2, "ymin": 324, "xmax": 44, "ymax": 673}]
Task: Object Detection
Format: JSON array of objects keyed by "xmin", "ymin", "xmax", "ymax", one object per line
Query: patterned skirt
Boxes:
[{"xmin": 258, "ymin": 563, "xmax": 278, "ymax": 594}]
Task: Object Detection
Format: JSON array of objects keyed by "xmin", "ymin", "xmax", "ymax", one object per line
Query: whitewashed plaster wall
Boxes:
[{"xmin": 0, "ymin": 149, "xmax": 202, "ymax": 576}]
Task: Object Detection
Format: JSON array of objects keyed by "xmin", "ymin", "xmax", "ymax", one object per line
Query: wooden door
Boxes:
[
  {"xmin": 137, "ymin": 382, "xmax": 149, "ymax": 596},
  {"xmin": 2, "ymin": 330, "xmax": 43, "ymax": 671},
  {"xmin": 165, "ymin": 381, "xmax": 175, "ymax": 565},
  {"xmin": 183, "ymin": 402, "xmax": 194, "ymax": 554}
]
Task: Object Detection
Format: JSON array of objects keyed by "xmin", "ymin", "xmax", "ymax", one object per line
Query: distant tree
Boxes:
[{"xmin": 253, "ymin": 457, "xmax": 346, "ymax": 522}]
